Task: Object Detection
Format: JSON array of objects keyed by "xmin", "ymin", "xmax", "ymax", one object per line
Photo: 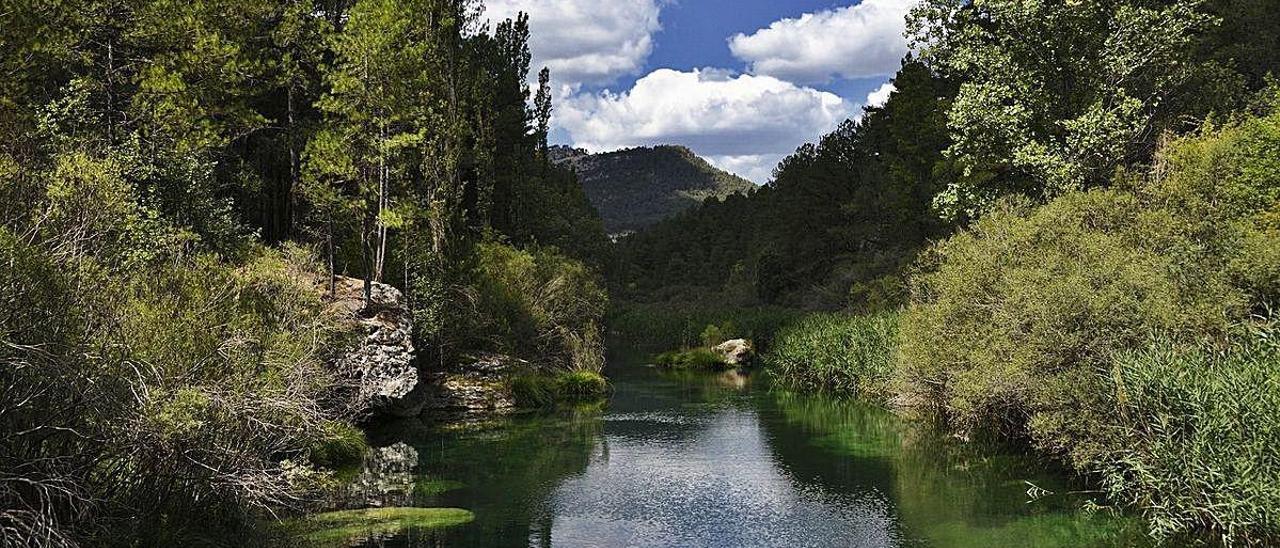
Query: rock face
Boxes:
[
  {"xmin": 423, "ymin": 353, "xmax": 522, "ymax": 413},
  {"xmin": 333, "ymin": 277, "xmax": 427, "ymax": 418},
  {"xmin": 713, "ymin": 339, "xmax": 755, "ymax": 366}
]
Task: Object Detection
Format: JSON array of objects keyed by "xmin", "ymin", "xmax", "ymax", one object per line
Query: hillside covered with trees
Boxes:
[{"xmin": 551, "ymin": 145, "xmax": 755, "ymax": 235}]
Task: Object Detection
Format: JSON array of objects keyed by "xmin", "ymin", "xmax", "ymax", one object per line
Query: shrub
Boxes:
[
  {"xmin": 309, "ymin": 422, "xmax": 369, "ymax": 470},
  {"xmin": 766, "ymin": 313, "xmax": 899, "ymax": 401},
  {"xmin": 653, "ymin": 348, "xmax": 728, "ymax": 369},
  {"xmin": 469, "ymin": 241, "xmax": 609, "ymax": 373},
  {"xmin": 509, "ymin": 370, "xmax": 608, "ymax": 408}
]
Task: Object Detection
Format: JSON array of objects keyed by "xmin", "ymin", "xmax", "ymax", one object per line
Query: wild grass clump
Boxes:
[
  {"xmin": 765, "ymin": 313, "xmax": 899, "ymax": 400},
  {"xmin": 653, "ymin": 347, "xmax": 729, "ymax": 370},
  {"xmin": 509, "ymin": 370, "xmax": 609, "ymax": 408},
  {"xmin": 1098, "ymin": 335, "xmax": 1280, "ymax": 543},
  {"xmin": 556, "ymin": 370, "xmax": 609, "ymax": 400}
]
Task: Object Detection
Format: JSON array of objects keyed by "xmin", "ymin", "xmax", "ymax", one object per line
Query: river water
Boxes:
[{"xmin": 355, "ymin": 349, "xmax": 1148, "ymax": 547}]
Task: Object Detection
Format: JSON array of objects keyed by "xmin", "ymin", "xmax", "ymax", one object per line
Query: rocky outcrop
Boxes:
[
  {"xmin": 713, "ymin": 339, "xmax": 755, "ymax": 366},
  {"xmin": 423, "ymin": 353, "xmax": 523, "ymax": 413},
  {"xmin": 332, "ymin": 277, "xmax": 427, "ymax": 418}
]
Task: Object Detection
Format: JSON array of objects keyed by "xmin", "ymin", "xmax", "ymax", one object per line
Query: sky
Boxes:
[{"xmin": 484, "ymin": 0, "xmax": 915, "ymax": 183}]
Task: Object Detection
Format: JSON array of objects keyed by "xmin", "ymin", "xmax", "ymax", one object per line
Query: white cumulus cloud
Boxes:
[
  {"xmin": 865, "ymin": 82, "xmax": 895, "ymax": 108},
  {"xmin": 728, "ymin": 0, "xmax": 914, "ymax": 84},
  {"xmin": 557, "ymin": 69, "xmax": 852, "ymax": 183},
  {"xmin": 485, "ymin": 0, "xmax": 663, "ymax": 90}
]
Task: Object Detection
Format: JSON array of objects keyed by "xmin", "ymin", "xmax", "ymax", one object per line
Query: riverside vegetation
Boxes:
[
  {"xmin": 616, "ymin": 0, "xmax": 1280, "ymax": 545},
  {"xmin": 4, "ymin": 0, "xmax": 1280, "ymax": 546},
  {"xmin": 1, "ymin": 0, "xmax": 608, "ymax": 545}
]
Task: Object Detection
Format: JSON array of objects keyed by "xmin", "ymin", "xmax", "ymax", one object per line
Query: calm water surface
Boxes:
[{"xmin": 357, "ymin": 349, "xmax": 1147, "ymax": 547}]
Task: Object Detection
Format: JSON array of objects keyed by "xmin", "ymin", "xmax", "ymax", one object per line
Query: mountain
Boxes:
[{"xmin": 550, "ymin": 145, "xmax": 756, "ymax": 234}]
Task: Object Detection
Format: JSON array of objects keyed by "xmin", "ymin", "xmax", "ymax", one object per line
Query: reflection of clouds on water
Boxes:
[{"xmin": 542, "ymin": 409, "xmax": 901, "ymax": 548}]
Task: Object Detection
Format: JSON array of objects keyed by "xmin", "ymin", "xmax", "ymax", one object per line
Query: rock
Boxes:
[
  {"xmin": 423, "ymin": 353, "xmax": 522, "ymax": 413},
  {"xmin": 713, "ymin": 339, "xmax": 754, "ymax": 366},
  {"xmin": 332, "ymin": 277, "xmax": 426, "ymax": 418}
]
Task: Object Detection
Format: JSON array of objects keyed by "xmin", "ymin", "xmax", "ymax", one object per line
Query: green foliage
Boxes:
[
  {"xmin": 467, "ymin": 241, "xmax": 608, "ymax": 372},
  {"xmin": 509, "ymin": 370, "xmax": 608, "ymax": 408},
  {"xmin": 612, "ymin": 61, "xmax": 956, "ymax": 309},
  {"xmin": 908, "ymin": 0, "xmax": 1273, "ymax": 219},
  {"xmin": 653, "ymin": 348, "xmax": 728, "ymax": 370},
  {"xmin": 609, "ymin": 302, "xmax": 801, "ymax": 352},
  {"xmin": 699, "ymin": 320, "xmax": 739, "ymax": 347},
  {"xmin": 765, "ymin": 313, "xmax": 899, "ymax": 400},
  {"xmin": 898, "ymin": 102, "xmax": 1280, "ymax": 542},
  {"xmin": 1101, "ymin": 335, "xmax": 1280, "ymax": 544},
  {"xmin": 283, "ymin": 507, "xmax": 474, "ymax": 546},
  {"xmin": 555, "ymin": 371, "xmax": 609, "ymax": 400},
  {"xmin": 309, "ymin": 422, "xmax": 369, "ymax": 470}
]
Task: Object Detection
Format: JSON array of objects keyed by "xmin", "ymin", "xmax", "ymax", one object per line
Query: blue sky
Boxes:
[{"xmin": 485, "ymin": 0, "xmax": 914, "ymax": 182}]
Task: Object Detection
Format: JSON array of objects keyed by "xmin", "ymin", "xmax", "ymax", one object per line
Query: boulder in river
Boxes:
[{"xmin": 713, "ymin": 338, "xmax": 754, "ymax": 366}]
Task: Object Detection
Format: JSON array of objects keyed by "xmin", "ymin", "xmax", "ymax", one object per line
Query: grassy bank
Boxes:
[{"xmin": 764, "ymin": 313, "xmax": 899, "ymax": 401}]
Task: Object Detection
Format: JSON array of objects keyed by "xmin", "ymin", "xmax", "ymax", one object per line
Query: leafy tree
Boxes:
[{"xmin": 908, "ymin": 0, "xmax": 1224, "ymax": 218}]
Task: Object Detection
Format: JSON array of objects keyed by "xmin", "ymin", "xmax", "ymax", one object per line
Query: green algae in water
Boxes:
[
  {"xmin": 413, "ymin": 478, "xmax": 466, "ymax": 498},
  {"xmin": 285, "ymin": 507, "xmax": 474, "ymax": 546}
]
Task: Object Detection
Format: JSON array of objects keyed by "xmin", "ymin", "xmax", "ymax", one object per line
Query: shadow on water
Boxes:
[{"xmin": 336, "ymin": 345, "xmax": 1149, "ymax": 547}]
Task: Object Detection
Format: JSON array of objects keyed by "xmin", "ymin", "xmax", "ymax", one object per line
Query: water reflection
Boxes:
[{"xmin": 351, "ymin": 353, "xmax": 1146, "ymax": 547}]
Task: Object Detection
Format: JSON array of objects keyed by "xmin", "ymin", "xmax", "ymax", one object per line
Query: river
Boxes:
[{"xmin": 352, "ymin": 348, "xmax": 1148, "ymax": 547}]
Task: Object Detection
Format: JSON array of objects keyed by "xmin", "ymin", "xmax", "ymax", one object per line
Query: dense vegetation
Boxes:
[
  {"xmin": 550, "ymin": 145, "xmax": 755, "ymax": 235},
  {"xmin": 611, "ymin": 61, "xmax": 956, "ymax": 309},
  {"xmin": 616, "ymin": 0, "xmax": 1280, "ymax": 543},
  {"xmin": 0, "ymin": 0, "xmax": 607, "ymax": 545}
]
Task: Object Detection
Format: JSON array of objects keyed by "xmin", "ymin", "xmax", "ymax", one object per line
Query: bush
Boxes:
[
  {"xmin": 509, "ymin": 370, "xmax": 608, "ymax": 408},
  {"xmin": 468, "ymin": 241, "xmax": 609, "ymax": 373},
  {"xmin": 765, "ymin": 313, "xmax": 899, "ymax": 401},
  {"xmin": 653, "ymin": 348, "xmax": 728, "ymax": 369},
  {"xmin": 1101, "ymin": 335, "xmax": 1280, "ymax": 544},
  {"xmin": 309, "ymin": 422, "xmax": 369, "ymax": 470},
  {"xmin": 1, "ymin": 239, "xmax": 357, "ymax": 545}
]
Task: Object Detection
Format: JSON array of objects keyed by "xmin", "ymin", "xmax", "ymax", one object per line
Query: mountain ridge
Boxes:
[{"xmin": 550, "ymin": 145, "xmax": 756, "ymax": 234}]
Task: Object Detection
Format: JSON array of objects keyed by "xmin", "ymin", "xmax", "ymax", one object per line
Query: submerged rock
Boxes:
[
  {"xmin": 713, "ymin": 339, "xmax": 755, "ymax": 366},
  {"xmin": 332, "ymin": 276, "xmax": 426, "ymax": 417}
]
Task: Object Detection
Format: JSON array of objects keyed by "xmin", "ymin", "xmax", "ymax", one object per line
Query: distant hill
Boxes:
[{"xmin": 550, "ymin": 145, "xmax": 756, "ymax": 234}]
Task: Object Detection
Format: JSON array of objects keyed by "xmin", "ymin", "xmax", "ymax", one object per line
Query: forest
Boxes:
[{"xmin": 3, "ymin": 0, "xmax": 1280, "ymax": 546}]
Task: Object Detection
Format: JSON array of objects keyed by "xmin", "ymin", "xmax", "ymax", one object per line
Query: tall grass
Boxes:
[
  {"xmin": 1099, "ymin": 336, "xmax": 1280, "ymax": 544},
  {"xmin": 765, "ymin": 312, "xmax": 900, "ymax": 401}
]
